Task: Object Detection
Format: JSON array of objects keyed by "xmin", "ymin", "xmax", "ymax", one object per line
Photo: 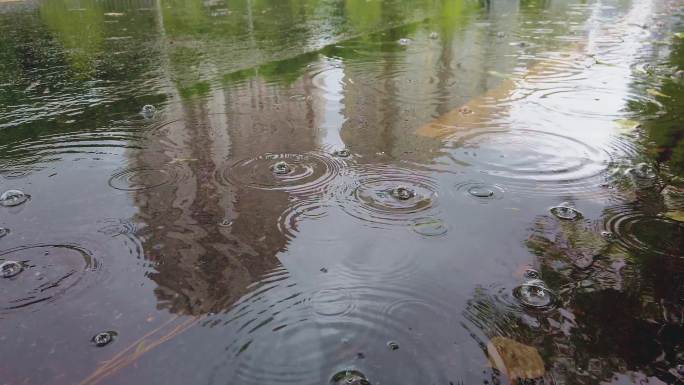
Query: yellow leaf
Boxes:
[
  {"xmin": 647, "ymin": 88, "xmax": 670, "ymax": 98},
  {"xmin": 665, "ymin": 211, "xmax": 684, "ymax": 222}
]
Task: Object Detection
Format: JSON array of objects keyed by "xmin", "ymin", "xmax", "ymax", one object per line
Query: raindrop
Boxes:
[
  {"xmin": 523, "ymin": 268, "xmax": 540, "ymax": 280},
  {"xmin": 390, "ymin": 186, "xmax": 415, "ymax": 200},
  {"xmin": 468, "ymin": 186, "xmax": 494, "ymax": 198},
  {"xmin": 550, "ymin": 202, "xmax": 581, "ymax": 220},
  {"xmin": 0, "ymin": 190, "xmax": 30, "ymax": 207},
  {"xmin": 0, "ymin": 228, "xmax": 9, "ymax": 239},
  {"xmin": 398, "ymin": 38, "xmax": 411, "ymax": 45},
  {"xmin": 1, "ymin": 260, "xmax": 23, "ymax": 278},
  {"xmin": 429, "ymin": 32, "xmax": 439, "ymax": 39},
  {"xmin": 333, "ymin": 149, "xmax": 351, "ymax": 158},
  {"xmin": 411, "ymin": 217, "xmax": 448, "ymax": 237},
  {"xmin": 387, "ymin": 340, "xmax": 400, "ymax": 350},
  {"xmin": 141, "ymin": 104, "xmax": 156, "ymax": 119},
  {"xmin": 513, "ymin": 279, "xmax": 557, "ymax": 310},
  {"xmin": 92, "ymin": 331, "xmax": 117, "ymax": 347},
  {"xmin": 331, "ymin": 370, "xmax": 371, "ymax": 385},
  {"xmin": 271, "ymin": 161, "xmax": 291, "ymax": 175}
]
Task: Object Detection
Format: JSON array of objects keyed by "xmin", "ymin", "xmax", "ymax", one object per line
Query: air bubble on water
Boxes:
[
  {"xmin": 92, "ymin": 331, "xmax": 117, "ymax": 347},
  {"xmin": 333, "ymin": 149, "xmax": 351, "ymax": 158},
  {"xmin": 330, "ymin": 370, "xmax": 371, "ymax": 385},
  {"xmin": 550, "ymin": 202, "xmax": 581, "ymax": 220},
  {"xmin": 1, "ymin": 260, "xmax": 23, "ymax": 278},
  {"xmin": 387, "ymin": 341, "xmax": 400, "ymax": 350},
  {"xmin": 0, "ymin": 190, "xmax": 30, "ymax": 207},
  {"xmin": 0, "ymin": 228, "xmax": 9, "ymax": 239},
  {"xmin": 141, "ymin": 104, "xmax": 156, "ymax": 119},
  {"xmin": 468, "ymin": 186, "xmax": 494, "ymax": 198},
  {"xmin": 218, "ymin": 219, "xmax": 233, "ymax": 227},
  {"xmin": 271, "ymin": 161, "xmax": 291, "ymax": 175},
  {"xmin": 398, "ymin": 38, "xmax": 411, "ymax": 45},
  {"xmin": 390, "ymin": 186, "xmax": 415, "ymax": 200},
  {"xmin": 513, "ymin": 279, "xmax": 556, "ymax": 310},
  {"xmin": 523, "ymin": 268, "xmax": 540, "ymax": 280},
  {"xmin": 429, "ymin": 32, "xmax": 439, "ymax": 39}
]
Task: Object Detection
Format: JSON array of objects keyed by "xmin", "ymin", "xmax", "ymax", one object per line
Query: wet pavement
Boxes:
[{"xmin": 0, "ymin": 0, "xmax": 683, "ymax": 384}]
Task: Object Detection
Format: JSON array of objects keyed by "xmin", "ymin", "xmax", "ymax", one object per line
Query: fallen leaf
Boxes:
[
  {"xmin": 664, "ymin": 211, "xmax": 684, "ymax": 222},
  {"xmin": 647, "ymin": 88, "xmax": 670, "ymax": 98}
]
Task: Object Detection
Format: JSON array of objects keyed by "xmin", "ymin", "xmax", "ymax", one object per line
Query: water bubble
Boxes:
[
  {"xmin": 141, "ymin": 104, "xmax": 156, "ymax": 119},
  {"xmin": 320, "ymin": 267, "xmax": 328, "ymax": 273},
  {"xmin": 0, "ymin": 190, "xmax": 30, "ymax": 207},
  {"xmin": 330, "ymin": 370, "xmax": 371, "ymax": 385},
  {"xmin": 398, "ymin": 38, "xmax": 411, "ymax": 45},
  {"xmin": 271, "ymin": 161, "xmax": 292, "ymax": 175},
  {"xmin": 429, "ymin": 32, "xmax": 439, "ymax": 39},
  {"xmin": 468, "ymin": 186, "xmax": 494, "ymax": 198},
  {"xmin": 333, "ymin": 149, "xmax": 351, "ymax": 158},
  {"xmin": 523, "ymin": 268, "xmax": 541, "ymax": 280},
  {"xmin": 410, "ymin": 217, "xmax": 448, "ymax": 237},
  {"xmin": 218, "ymin": 219, "xmax": 233, "ymax": 227},
  {"xmin": 0, "ymin": 228, "xmax": 9, "ymax": 239},
  {"xmin": 513, "ymin": 279, "xmax": 557, "ymax": 310},
  {"xmin": 387, "ymin": 340, "xmax": 400, "ymax": 350},
  {"xmin": 550, "ymin": 202, "xmax": 581, "ymax": 220},
  {"xmin": 390, "ymin": 186, "xmax": 415, "ymax": 200},
  {"xmin": 92, "ymin": 331, "xmax": 117, "ymax": 347},
  {"xmin": 1, "ymin": 260, "xmax": 23, "ymax": 278}
]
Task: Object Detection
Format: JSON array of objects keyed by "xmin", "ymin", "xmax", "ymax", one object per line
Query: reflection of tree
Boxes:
[
  {"xmin": 464, "ymin": 214, "xmax": 683, "ymax": 384},
  {"xmin": 627, "ymin": 31, "xmax": 684, "ymax": 177}
]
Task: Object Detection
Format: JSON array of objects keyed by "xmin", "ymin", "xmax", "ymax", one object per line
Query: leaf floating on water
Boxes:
[
  {"xmin": 664, "ymin": 211, "xmax": 684, "ymax": 222},
  {"xmin": 487, "ymin": 336, "xmax": 545, "ymax": 381},
  {"xmin": 613, "ymin": 119, "xmax": 641, "ymax": 132},
  {"xmin": 646, "ymin": 88, "xmax": 670, "ymax": 98}
]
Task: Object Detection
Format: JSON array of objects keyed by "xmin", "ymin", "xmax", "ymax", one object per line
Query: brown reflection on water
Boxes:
[{"xmin": 133, "ymin": 76, "xmax": 320, "ymax": 315}]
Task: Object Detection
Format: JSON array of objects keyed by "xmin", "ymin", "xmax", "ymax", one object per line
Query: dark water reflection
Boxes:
[{"xmin": 1, "ymin": 0, "xmax": 683, "ymax": 384}]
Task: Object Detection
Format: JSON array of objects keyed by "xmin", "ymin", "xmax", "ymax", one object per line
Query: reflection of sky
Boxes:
[{"xmin": 314, "ymin": 59, "xmax": 347, "ymax": 150}]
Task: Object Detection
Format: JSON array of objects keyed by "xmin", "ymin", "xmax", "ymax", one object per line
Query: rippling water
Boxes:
[{"xmin": 1, "ymin": 0, "xmax": 683, "ymax": 384}]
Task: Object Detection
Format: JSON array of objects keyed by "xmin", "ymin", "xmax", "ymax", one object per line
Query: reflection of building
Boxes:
[{"xmin": 134, "ymin": 75, "xmax": 318, "ymax": 315}]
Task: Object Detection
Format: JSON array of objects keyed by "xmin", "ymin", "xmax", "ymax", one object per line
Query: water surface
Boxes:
[{"xmin": 1, "ymin": 0, "xmax": 683, "ymax": 384}]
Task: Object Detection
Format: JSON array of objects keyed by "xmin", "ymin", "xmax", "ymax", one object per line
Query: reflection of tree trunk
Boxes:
[{"xmin": 132, "ymin": 74, "xmax": 317, "ymax": 316}]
